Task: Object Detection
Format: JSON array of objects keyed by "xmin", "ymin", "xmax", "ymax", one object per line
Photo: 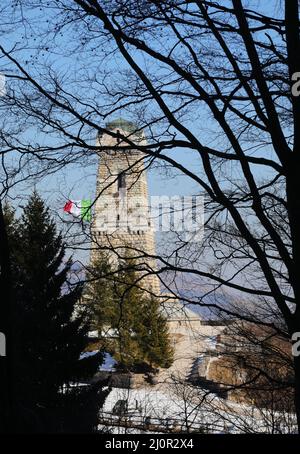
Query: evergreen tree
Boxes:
[
  {"xmin": 89, "ymin": 255, "xmax": 173, "ymax": 372},
  {"xmin": 139, "ymin": 296, "xmax": 174, "ymax": 370},
  {"xmin": 88, "ymin": 253, "xmax": 117, "ymax": 329},
  {"xmin": 2, "ymin": 201, "xmax": 17, "ymax": 237},
  {"xmin": 0, "ymin": 201, "xmax": 15, "ymax": 433},
  {"xmin": 112, "ymin": 263, "xmax": 150, "ymax": 370},
  {"xmin": 7, "ymin": 193, "xmax": 107, "ymax": 432}
]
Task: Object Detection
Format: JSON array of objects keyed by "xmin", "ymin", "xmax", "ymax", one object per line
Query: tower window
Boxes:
[
  {"xmin": 116, "ymin": 129, "xmax": 121, "ymax": 144},
  {"xmin": 118, "ymin": 172, "xmax": 126, "ymax": 190}
]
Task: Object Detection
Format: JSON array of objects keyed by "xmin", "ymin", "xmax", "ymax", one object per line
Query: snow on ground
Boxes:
[
  {"xmin": 81, "ymin": 351, "xmax": 297, "ymax": 433},
  {"xmin": 100, "ymin": 385, "xmax": 297, "ymax": 434}
]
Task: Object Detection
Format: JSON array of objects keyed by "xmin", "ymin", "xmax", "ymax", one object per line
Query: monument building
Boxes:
[{"xmin": 91, "ymin": 118, "xmax": 160, "ymax": 295}]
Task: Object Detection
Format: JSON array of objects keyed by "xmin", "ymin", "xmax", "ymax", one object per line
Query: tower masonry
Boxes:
[
  {"xmin": 90, "ymin": 119, "xmax": 204, "ymax": 381},
  {"xmin": 91, "ymin": 118, "xmax": 161, "ymax": 295}
]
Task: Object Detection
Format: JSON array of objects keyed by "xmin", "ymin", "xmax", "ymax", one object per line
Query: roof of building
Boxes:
[{"xmin": 105, "ymin": 118, "xmax": 141, "ymax": 135}]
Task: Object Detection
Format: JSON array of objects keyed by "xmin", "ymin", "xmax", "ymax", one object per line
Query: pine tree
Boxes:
[
  {"xmin": 112, "ymin": 263, "xmax": 149, "ymax": 370},
  {"xmin": 139, "ymin": 296, "xmax": 174, "ymax": 370},
  {"xmin": 88, "ymin": 253, "xmax": 117, "ymax": 329},
  {"xmin": 8, "ymin": 193, "xmax": 107, "ymax": 432},
  {"xmin": 0, "ymin": 201, "xmax": 15, "ymax": 433},
  {"xmin": 89, "ymin": 255, "xmax": 173, "ymax": 372}
]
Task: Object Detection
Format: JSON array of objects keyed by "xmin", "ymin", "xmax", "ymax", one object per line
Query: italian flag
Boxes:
[{"xmin": 63, "ymin": 199, "xmax": 92, "ymax": 222}]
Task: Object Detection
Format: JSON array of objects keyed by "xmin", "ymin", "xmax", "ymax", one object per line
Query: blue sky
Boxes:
[{"xmin": 0, "ymin": 0, "xmax": 283, "ymax": 268}]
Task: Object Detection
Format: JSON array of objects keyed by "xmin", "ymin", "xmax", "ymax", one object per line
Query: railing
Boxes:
[{"xmin": 98, "ymin": 410, "xmax": 228, "ymax": 433}]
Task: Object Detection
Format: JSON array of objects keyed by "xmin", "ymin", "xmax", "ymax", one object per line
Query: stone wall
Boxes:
[{"xmin": 91, "ymin": 122, "xmax": 161, "ymax": 295}]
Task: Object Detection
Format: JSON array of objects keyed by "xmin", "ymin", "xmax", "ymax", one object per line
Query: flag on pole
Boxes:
[{"xmin": 63, "ymin": 199, "xmax": 92, "ymax": 222}]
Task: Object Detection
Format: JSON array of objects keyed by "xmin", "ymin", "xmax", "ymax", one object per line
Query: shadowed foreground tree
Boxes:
[
  {"xmin": 0, "ymin": 0, "xmax": 300, "ymax": 431},
  {"xmin": 0, "ymin": 201, "xmax": 13, "ymax": 432},
  {"xmin": 3, "ymin": 193, "xmax": 108, "ymax": 432}
]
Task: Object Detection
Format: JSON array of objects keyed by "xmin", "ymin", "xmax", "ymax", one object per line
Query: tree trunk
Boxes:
[
  {"xmin": 0, "ymin": 201, "xmax": 13, "ymax": 432},
  {"xmin": 293, "ymin": 354, "xmax": 300, "ymax": 433}
]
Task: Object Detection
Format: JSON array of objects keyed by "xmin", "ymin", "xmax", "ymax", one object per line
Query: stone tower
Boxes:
[{"xmin": 91, "ymin": 118, "xmax": 160, "ymax": 295}]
